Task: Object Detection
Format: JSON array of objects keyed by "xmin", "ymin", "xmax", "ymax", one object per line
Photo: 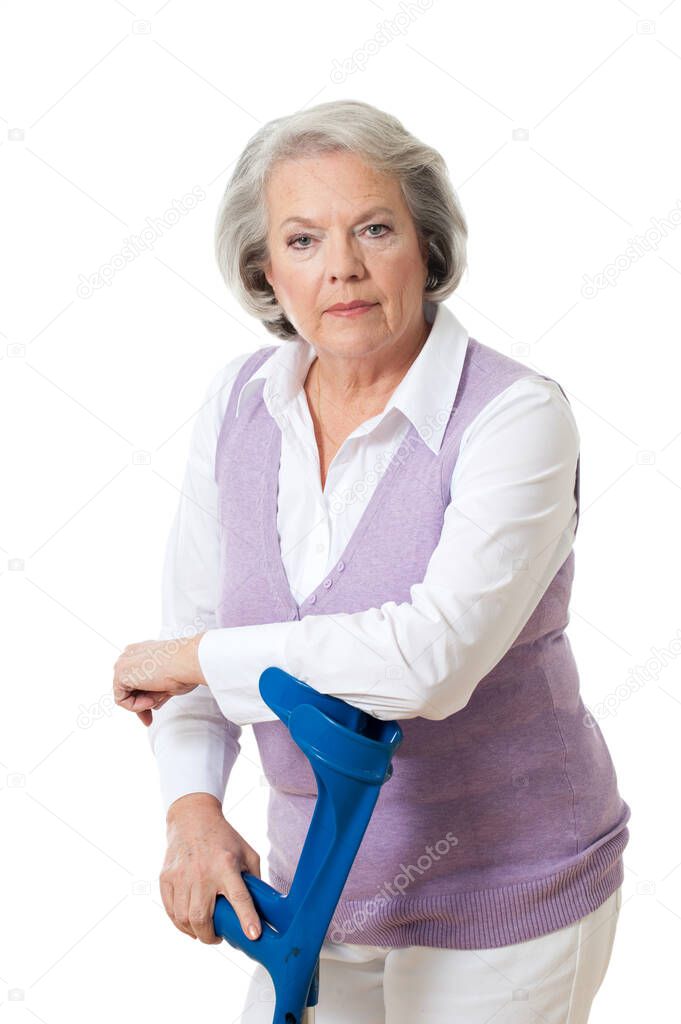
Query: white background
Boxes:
[{"xmin": 1, "ymin": 0, "xmax": 677, "ymax": 1020}]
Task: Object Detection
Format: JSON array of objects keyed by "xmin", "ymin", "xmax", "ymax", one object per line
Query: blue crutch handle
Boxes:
[{"xmin": 213, "ymin": 666, "xmax": 403, "ymax": 1024}]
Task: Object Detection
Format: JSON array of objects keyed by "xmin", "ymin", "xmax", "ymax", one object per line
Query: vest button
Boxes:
[
  {"xmin": 288, "ymin": 609, "xmax": 297, "ymax": 620},
  {"xmin": 337, "ymin": 561, "xmax": 345, "ymax": 571},
  {"xmin": 323, "ymin": 578, "xmax": 332, "ymax": 588},
  {"xmin": 308, "ymin": 594, "xmax": 317, "ymax": 604}
]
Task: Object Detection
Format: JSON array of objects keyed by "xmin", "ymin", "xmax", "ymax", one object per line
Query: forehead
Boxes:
[{"xmin": 265, "ymin": 150, "xmax": 405, "ymax": 222}]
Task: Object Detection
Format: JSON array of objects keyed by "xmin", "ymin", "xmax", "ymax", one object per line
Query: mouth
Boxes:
[{"xmin": 325, "ymin": 302, "xmax": 379, "ymax": 318}]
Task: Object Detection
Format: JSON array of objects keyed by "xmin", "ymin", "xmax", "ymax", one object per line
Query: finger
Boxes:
[
  {"xmin": 243, "ymin": 848, "xmax": 262, "ymax": 880},
  {"xmin": 117, "ymin": 689, "xmax": 171, "ymax": 713},
  {"xmin": 116, "ymin": 692, "xmax": 152, "ymax": 712},
  {"xmin": 135, "ymin": 695, "xmax": 171, "ymax": 724},
  {"xmin": 221, "ymin": 871, "xmax": 261, "ymax": 940},
  {"xmin": 188, "ymin": 884, "xmax": 221, "ymax": 945},
  {"xmin": 172, "ymin": 882, "xmax": 198, "ymax": 940},
  {"xmin": 160, "ymin": 878, "xmax": 183, "ymax": 933}
]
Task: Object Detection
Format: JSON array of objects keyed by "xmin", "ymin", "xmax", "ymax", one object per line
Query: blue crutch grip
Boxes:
[{"xmin": 213, "ymin": 666, "xmax": 403, "ymax": 1024}]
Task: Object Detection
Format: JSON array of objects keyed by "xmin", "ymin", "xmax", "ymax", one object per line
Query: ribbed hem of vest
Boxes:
[{"xmin": 269, "ymin": 827, "xmax": 628, "ymax": 950}]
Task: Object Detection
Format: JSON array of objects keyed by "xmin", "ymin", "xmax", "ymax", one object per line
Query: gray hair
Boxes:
[{"xmin": 214, "ymin": 99, "xmax": 468, "ymax": 340}]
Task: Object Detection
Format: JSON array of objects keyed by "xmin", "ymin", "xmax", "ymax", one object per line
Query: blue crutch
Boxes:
[{"xmin": 213, "ymin": 666, "xmax": 403, "ymax": 1024}]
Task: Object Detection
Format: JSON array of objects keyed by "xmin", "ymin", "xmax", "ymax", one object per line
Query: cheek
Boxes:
[
  {"xmin": 369, "ymin": 243, "xmax": 424, "ymax": 287},
  {"xmin": 275, "ymin": 268, "xmax": 314, "ymax": 307}
]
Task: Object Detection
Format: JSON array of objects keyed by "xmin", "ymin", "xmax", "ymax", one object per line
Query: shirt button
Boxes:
[
  {"xmin": 337, "ymin": 561, "xmax": 345, "ymax": 571},
  {"xmin": 308, "ymin": 594, "xmax": 317, "ymax": 604},
  {"xmin": 323, "ymin": 578, "xmax": 333, "ymax": 588}
]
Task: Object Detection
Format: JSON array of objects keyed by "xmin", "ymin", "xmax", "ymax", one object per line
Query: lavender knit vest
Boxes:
[{"xmin": 214, "ymin": 334, "xmax": 631, "ymax": 950}]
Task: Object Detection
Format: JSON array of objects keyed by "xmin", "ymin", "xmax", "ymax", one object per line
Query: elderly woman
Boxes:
[{"xmin": 114, "ymin": 100, "xmax": 631, "ymax": 1023}]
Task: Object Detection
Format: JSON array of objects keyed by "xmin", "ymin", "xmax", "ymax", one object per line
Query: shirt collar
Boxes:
[{"xmin": 234, "ymin": 299, "xmax": 470, "ymax": 455}]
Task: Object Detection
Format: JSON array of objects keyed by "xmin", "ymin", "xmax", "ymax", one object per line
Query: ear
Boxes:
[{"xmin": 263, "ymin": 261, "xmax": 274, "ymax": 290}]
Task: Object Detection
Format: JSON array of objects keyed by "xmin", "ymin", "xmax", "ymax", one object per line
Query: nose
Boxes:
[{"xmin": 324, "ymin": 232, "xmax": 366, "ymax": 283}]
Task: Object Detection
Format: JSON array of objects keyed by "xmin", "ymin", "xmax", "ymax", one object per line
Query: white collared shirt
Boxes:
[{"xmin": 148, "ymin": 301, "xmax": 580, "ymax": 814}]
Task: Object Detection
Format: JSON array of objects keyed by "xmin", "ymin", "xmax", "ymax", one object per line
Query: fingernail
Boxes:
[{"xmin": 248, "ymin": 923, "xmax": 260, "ymax": 939}]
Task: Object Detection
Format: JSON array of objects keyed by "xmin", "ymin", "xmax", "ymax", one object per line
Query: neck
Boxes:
[{"xmin": 310, "ymin": 312, "xmax": 431, "ymax": 418}]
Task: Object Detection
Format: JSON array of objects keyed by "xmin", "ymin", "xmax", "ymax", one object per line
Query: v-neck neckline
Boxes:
[{"xmin": 262, "ymin": 415, "xmax": 419, "ymax": 617}]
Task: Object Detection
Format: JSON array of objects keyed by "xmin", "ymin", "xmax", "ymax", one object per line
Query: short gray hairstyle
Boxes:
[{"xmin": 214, "ymin": 99, "xmax": 468, "ymax": 340}]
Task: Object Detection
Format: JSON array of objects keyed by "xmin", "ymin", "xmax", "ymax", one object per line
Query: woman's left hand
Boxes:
[{"xmin": 113, "ymin": 634, "xmax": 206, "ymax": 726}]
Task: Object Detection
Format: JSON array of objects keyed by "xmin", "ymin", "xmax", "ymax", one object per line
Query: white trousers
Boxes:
[{"xmin": 240, "ymin": 886, "xmax": 622, "ymax": 1023}]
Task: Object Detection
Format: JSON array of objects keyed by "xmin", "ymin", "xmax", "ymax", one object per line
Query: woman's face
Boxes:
[{"xmin": 263, "ymin": 150, "xmax": 429, "ymax": 358}]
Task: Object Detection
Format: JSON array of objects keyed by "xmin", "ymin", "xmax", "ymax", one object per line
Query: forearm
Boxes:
[
  {"xmin": 197, "ymin": 379, "xmax": 579, "ymax": 725},
  {"xmin": 197, "ymin": 519, "xmax": 573, "ymax": 726}
]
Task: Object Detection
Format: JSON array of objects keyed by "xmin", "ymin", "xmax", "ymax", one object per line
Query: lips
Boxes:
[
  {"xmin": 325, "ymin": 303, "xmax": 378, "ymax": 318},
  {"xmin": 326, "ymin": 300, "xmax": 376, "ymax": 312}
]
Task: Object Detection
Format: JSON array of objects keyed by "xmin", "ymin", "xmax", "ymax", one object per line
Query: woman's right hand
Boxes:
[{"xmin": 160, "ymin": 792, "xmax": 262, "ymax": 944}]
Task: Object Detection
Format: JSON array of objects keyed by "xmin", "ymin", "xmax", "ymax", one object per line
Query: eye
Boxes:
[
  {"xmin": 287, "ymin": 233, "xmax": 314, "ymax": 249},
  {"xmin": 364, "ymin": 223, "xmax": 391, "ymax": 237},
  {"xmin": 287, "ymin": 223, "xmax": 392, "ymax": 250}
]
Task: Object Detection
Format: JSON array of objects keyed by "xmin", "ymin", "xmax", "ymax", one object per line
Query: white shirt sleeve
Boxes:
[
  {"xmin": 147, "ymin": 358, "xmax": 250, "ymax": 816},
  {"xmin": 197, "ymin": 375, "xmax": 581, "ymax": 724}
]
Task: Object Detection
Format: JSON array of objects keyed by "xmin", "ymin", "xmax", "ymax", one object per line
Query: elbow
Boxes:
[{"xmin": 410, "ymin": 675, "xmax": 476, "ymax": 721}]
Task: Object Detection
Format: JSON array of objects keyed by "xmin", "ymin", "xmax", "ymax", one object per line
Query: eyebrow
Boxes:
[{"xmin": 279, "ymin": 206, "xmax": 396, "ymax": 232}]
